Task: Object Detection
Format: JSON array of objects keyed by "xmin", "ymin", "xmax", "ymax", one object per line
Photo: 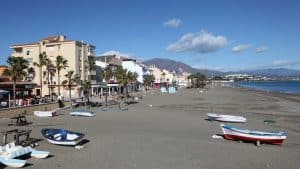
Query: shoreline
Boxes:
[
  {"xmin": 229, "ymin": 81, "xmax": 300, "ymax": 96},
  {"xmin": 224, "ymin": 84, "xmax": 300, "ymax": 103}
]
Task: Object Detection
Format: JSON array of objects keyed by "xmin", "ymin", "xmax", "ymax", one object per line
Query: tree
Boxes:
[
  {"xmin": 26, "ymin": 67, "xmax": 35, "ymax": 82},
  {"xmin": 188, "ymin": 72, "xmax": 207, "ymax": 88},
  {"xmin": 3, "ymin": 57, "xmax": 29, "ymax": 107},
  {"xmin": 114, "ymin": 66, "xmax": 137, "ymax": 100},
  {"xmin": 128, "ymin": 71, "xmax": 138, "ymax": 92},
  {"xmin": 79, "ymin": 80, "xmax": 91, "ymax": 105},
  {"xmin": 103, "ymin": 66, "xmax": 113, "ymax": 82},
  {"xmin": 33, "ymin": 52, "xmax": 50, "ymax": 96},
  {"xmin": 55, "ymin": 55, "xmax": 68, "ymax": 96},
  {"xmin": 143, "ymin": 74, "xmax": 155, "ymax": 91},
  {"xmin": 62, "ymin": 70, "xmax": 80, "ymax": 103},
  {"xmin": 85, "ymin": 55, "xmax": 96, "ymax": 81}
]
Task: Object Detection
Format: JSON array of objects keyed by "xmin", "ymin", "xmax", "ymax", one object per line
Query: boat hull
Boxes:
[
  {"xmin": 45, "ymin": 138, "xmax": 80, "ymax": 146},
  {"xmin": 41, "ymin": 128, "xmax": 84, "ymax": 146},
  {"xmin": 221, "ymin": 124, "xmax": 286, "ymax": 145},
  {"xmin": 30, "ymin": 150, "xmax": 49, "ymax": 159},
  {"xmin": 207, "ymin": 113, "xmax": 246, "ymax": 123},
  {"xmin": 34, "ymin": 111, "xmax": 56, "ymax": 117},
  {"xmin": 0, "ymin": 157, "xmax": 26, "ymax": 168},
  {"xmin": 69, "ymin": 110, "xmax": 95, "ymax": 117}
]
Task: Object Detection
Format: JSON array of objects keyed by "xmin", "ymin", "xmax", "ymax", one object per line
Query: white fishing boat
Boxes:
[
  {"xmin": 220, "ymin": 124, "xmax": 287, "ymax": 145},
  {"xmin": 69, "ymin": 109, "xmax": 95, "ymax": 117},
  {"xmin": 0, "ymin": 142, "xmax": 49, "ymax": 168},
  {"xmin": 0, "ymin": 157, "xmax": 26, "ymax": 168},
  {"xmin": 207, "ymin": 113, "xmax": 246, "ymax": 123},
  {"xmin": 41, "ymin": 128, "xmax": 85, "ymax": 146},
  {"xmin": 34, "ymin": 110, "xmax": 56, "ymax": 117}
]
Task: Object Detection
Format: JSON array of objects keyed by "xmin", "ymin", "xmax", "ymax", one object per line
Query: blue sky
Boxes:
[{"xmin": 1, "ymin": 0, "xmax": 300, "ymax": 71}]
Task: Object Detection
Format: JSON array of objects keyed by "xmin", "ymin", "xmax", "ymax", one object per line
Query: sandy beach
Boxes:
[{"xmin": 1, "ymin": 85, "xmax": 300, "ymax": 169}]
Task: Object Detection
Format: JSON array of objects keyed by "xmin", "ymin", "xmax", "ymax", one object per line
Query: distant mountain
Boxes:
[
  {"xmin": 142, "ymin": 58, "xmax": 223, "ymax": 76},
  {"xmin": 142, "ymin": 58, "xmax": 300, "ymax": 78},
  {"xmin": 229, "ymin": 68, "xmax": 300, "ymax": 77}
]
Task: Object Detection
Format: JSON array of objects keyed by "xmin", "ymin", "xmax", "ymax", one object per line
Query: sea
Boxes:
[{"xmin": 233, "ymin": 81, "xmax": 300, "ymax": 95}]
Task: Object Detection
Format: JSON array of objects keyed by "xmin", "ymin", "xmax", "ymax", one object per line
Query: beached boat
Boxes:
[
  {"xmin": 69, "ymin": 109, "xmax": 95, "ymax": 117},
  {"xmin": 207, "ymin": 113, "xmax": 246, "ymax": 123},
  {"xmin": 220, "ymin": 124, "xmax": 287, "ymax": 145},
  {"xmin": 0, "ymin": 142, "xmax": 49, "ymax": 168},
  {"xmin": 41, "ymin": 128, "xmax": 85, "ymax": 146},
  {"xmin": 0, "ymin": 157, "xmax": 26, "ymax": 168},
  {"xmin": 34, "ymin": 110, "xmax": 56, "ymax": 117}
]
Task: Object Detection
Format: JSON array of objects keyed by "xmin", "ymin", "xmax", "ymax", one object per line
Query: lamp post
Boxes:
[{"xmin": 47, "ymin": 65, "xmax": 56, "ymax": 102}]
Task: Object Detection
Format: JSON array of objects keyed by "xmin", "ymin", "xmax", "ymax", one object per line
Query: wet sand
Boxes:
[{"xmin": 1, "ymin": 86, "xmax": 300, "ymax": 169}]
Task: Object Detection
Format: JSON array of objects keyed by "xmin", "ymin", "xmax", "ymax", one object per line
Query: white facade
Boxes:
[
  {"xmin": 95, "ymin": 60, "xmax": 108, "ymax": 68},
  {"xmin": 122, "ymin": 60, "xmax": 143, "ymax": 83}
]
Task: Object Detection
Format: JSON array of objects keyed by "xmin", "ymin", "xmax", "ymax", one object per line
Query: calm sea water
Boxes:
[{"xmin": 234, "ymin": 81, "xmax": 300, "ymax": 95}]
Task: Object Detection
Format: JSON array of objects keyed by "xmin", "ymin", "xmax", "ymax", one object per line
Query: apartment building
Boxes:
[
  {"xmin": 95, "ymin": 55, "xmax": 145, "ymax": 95},
  {"xmin": 10, "ymin": 35, "xmax": 96, "ymax": 98}
]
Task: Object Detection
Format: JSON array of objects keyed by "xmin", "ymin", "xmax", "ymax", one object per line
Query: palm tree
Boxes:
[
  {"xmin": 143, "ymin": 74, "xmax": 155, "ymax": 91},
  {"xmin": 103, "ymin": 66, "xmax": 113, "ymax": 82},
  {"xmin": 114, "ymin": 66, "xmax": 135, "ymax": 100},
  {"xmin": 188, "ymin": 73, "xmax": 206, "ymax": 88},
  {"xmin": 3, "ymin": 57, "xmax": 29, "ymax": 107},
  {"xmin": 80, "ymin": 80, "xmax": 91, "ymax": 105},
  {"xmin": 62, "ymin": 70, "xmax": 80, "ymax": 103},
  {"xmin": 26, "ymin": 67, "xmax": 35, "ymax": 82},
  {"xmin": 128, "ymin": 71, "xmax": 138, "ymax": 93},
  {"xmin": 33, "ymin": 52, "xmax": 50, "ymax": 97},
  {"xmin": 55, "ymin": 55, "xmax": 68, "ymax": 96},
  {"xmin": 85, "ymin": 55, "xmax": 96, "ymax": 81}
]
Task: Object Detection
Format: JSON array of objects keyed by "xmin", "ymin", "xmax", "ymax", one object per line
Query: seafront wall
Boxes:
[{"xmin": 0, "ymin": 101, "xmax": 70, "ymax": 118}]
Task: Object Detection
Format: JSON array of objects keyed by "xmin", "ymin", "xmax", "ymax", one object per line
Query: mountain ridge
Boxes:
[{"xmin": 142, "ymin": 58, "xmax": 300, "ymax": 77}]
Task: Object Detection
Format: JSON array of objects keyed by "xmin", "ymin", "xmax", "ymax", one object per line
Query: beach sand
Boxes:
[{"xmin": 0, "ymin": 85, "xmax": 299, "ymax": 169}]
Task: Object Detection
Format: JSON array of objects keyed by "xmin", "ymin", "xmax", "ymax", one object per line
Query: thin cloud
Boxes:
[
  {"xmin": 232, "ymin": 44, "xmax": 251, "ymax": 53},
  {"xmin": 163, "ymin": 18, "xmax": 183, "ymax": 28},
  {"xmin": 272, "ymin": 60, "xmax": 300, "ymax": 67},
  {"xmin": 100, "ymin": 50, "xmax": 132, "ymax": 58},
  {"xmin": 256, "ymin": 46, "xmax": 268, "ymax": 53},
  {"xmin": 166, "ymin": 30, "xmax": 228, "ymax": 53}
]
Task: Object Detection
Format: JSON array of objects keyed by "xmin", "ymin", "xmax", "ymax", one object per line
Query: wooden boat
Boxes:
[
  {"xmin": 207, "ymin": 113, "xmax": 246, "ymax": 123},
  {"xmin": 69, "ymin": 109, "xmax": 95, "ymax": 117},
  {"xmin": 41, "ymin": 128, "xmax": 84, "ymax": 146},
  {"xmin": 0, "ymin": 142, "xmax": 49, "ymax": 168},
  {"xmin": 34, "ymin": 110, "xmax": 56, "ymax": 117},
  {"xmin": 220, "ymin": 124, "xmax": 287, "ymax": 145}
]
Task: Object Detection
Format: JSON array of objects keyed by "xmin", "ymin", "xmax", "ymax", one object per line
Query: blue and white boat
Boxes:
[
  {"xmin": 207, "ymin": 113, "xmax": 246, "ymax": 123},
  {"xmin": 220, "ymin": 124, "xmax": 287, "ymax": 145},
  {"xmin": 0, "ymin": 142, "xmax": 49, "ymax": 168},
  {"xmin": 41, "ymin": 128, "xmax": 85, "ymax": 146}
]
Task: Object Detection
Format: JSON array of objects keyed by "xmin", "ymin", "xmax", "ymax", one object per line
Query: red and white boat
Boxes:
[{"xmin": 220, "ymin": 124, "xmax": 287, "ymax": 145}]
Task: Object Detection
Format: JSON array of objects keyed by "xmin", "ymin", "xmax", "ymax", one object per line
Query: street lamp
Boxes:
[{"xmin": 47, "ymin": 65, "xmax": 56, "ymax": 102}]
